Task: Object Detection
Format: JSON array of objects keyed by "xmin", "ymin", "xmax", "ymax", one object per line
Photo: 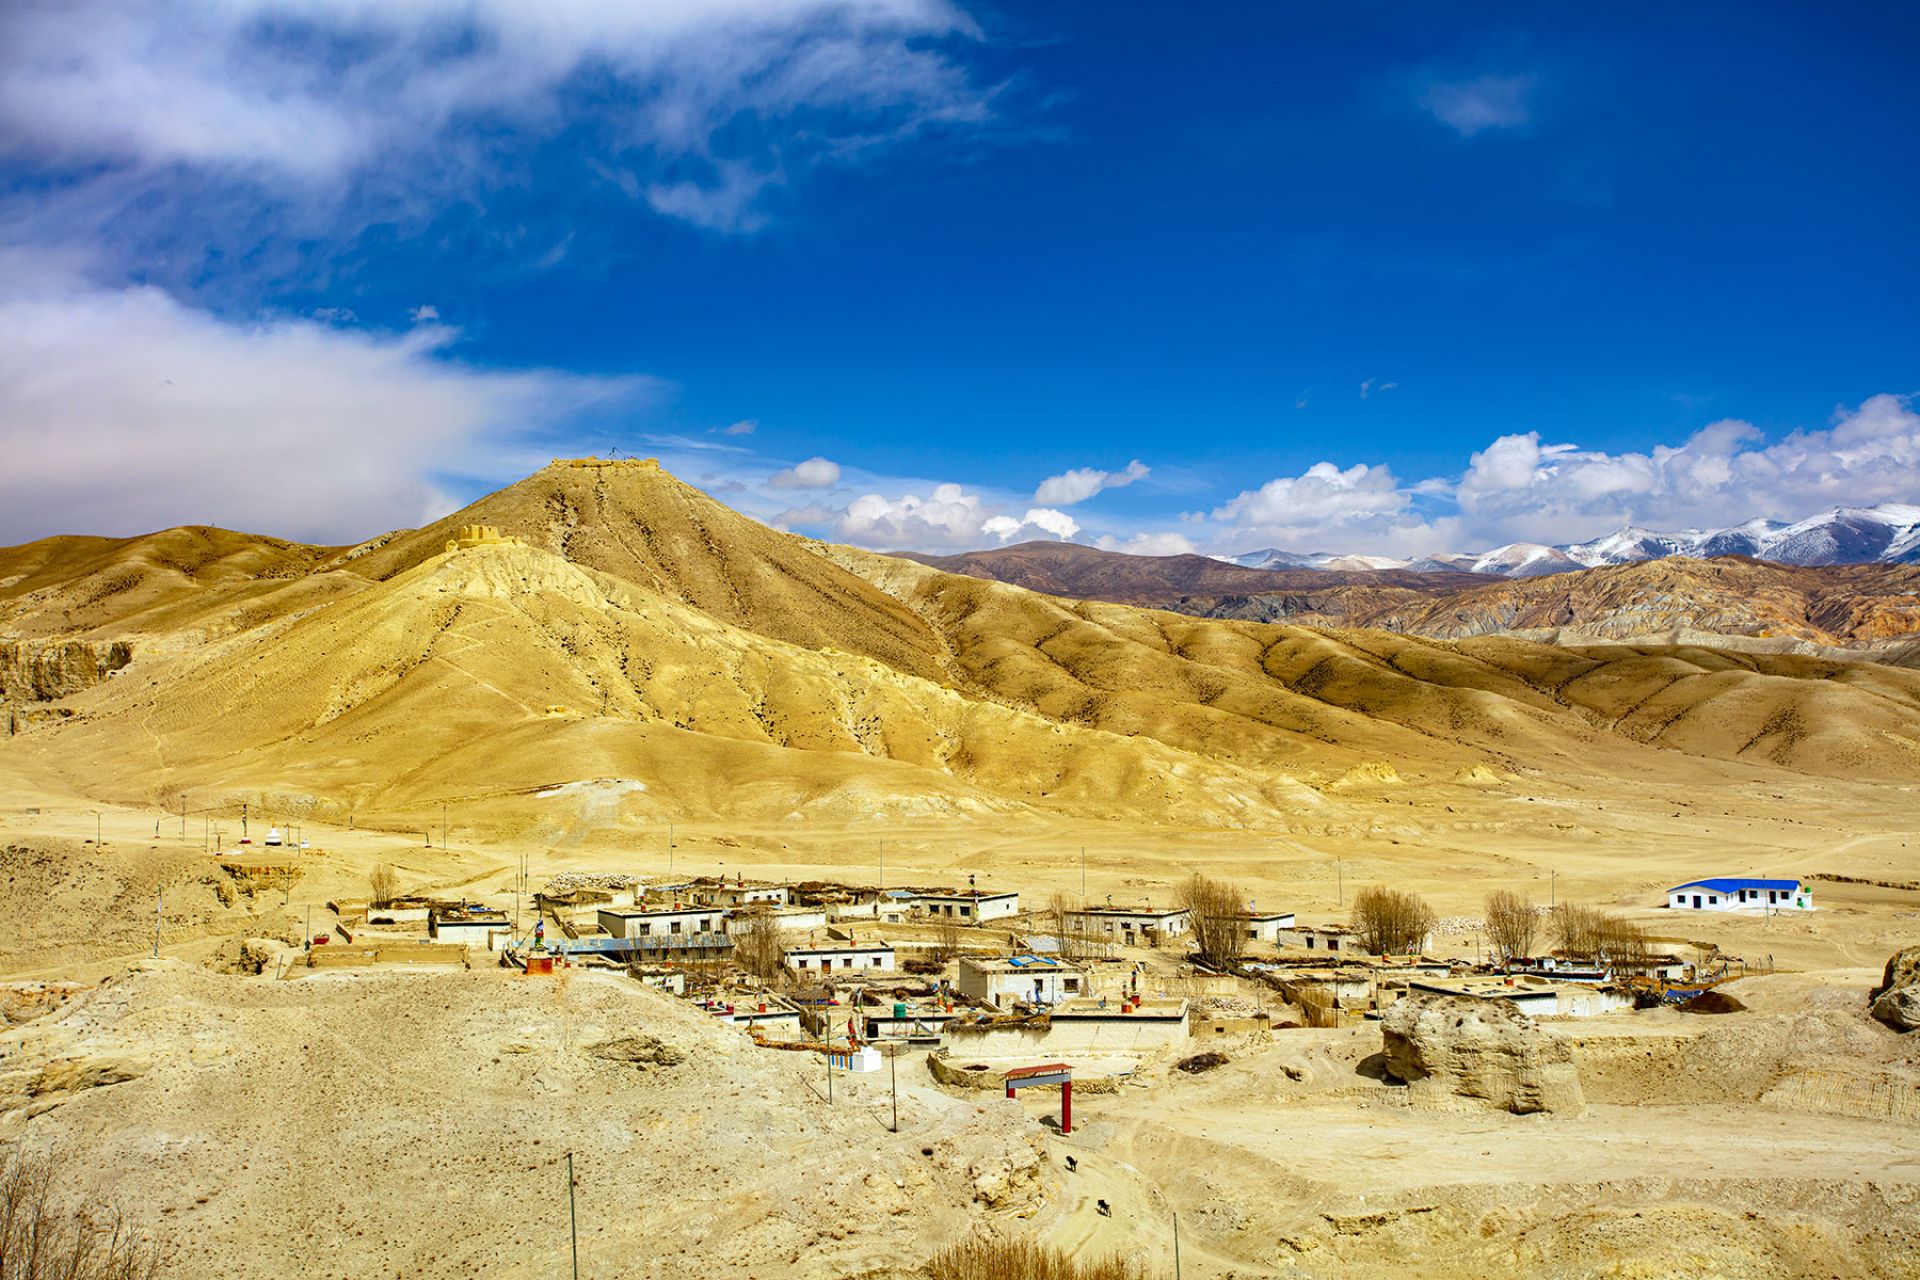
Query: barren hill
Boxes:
[
  {"xmin": 904, "ymin": 541, "xmax": 1920, "ymax": 649},
  {"xmin": 6, "ymin": 461, "xmax": 1920, "ymax": 834},
  {"xmin": 898, "ymin": 540, "xmax": 1484, "ymax": 606}
]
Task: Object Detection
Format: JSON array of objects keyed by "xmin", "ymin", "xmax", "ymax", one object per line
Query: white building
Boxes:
[
  {"xmin": 957, "ymin": 955, "xmax": 1088, "ymax": 1008},
  {"xmin": 428, "ymin": 907, "xmax": 510, "ymax": 950},
  {"xmin": 785, "ymin": 942, "xmax": 895, "ymax": 974},
  {"xmin": 596, "ymin": 905, "xmax": 729, "ymax": 940},
  {"xmin": 1063, "ymin": 905, "xmax": 1190, "ymax": 945},
  {"xmin": 1667, "ymin": 878, "xmax": 1813, "ymax": 912},
  {"xmin": 915, "ymin": 890, "xmax": 1021, "ymax": 924},
  {"xmin": 694, "ymin": 882, "xmax": 792, "ymax": 909},
  {"xmin": 1237, "ymin": 910, "xmax": 1297, "ymax": 944}
]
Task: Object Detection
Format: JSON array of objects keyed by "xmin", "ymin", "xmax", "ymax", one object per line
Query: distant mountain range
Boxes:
[
  {"xmin": 903, "ymin": 538, "xmax": 1920, "ymax": 650},
  {"xmin": 1225, "ymin": 502, "xmax": 1920, "ymax": 579}
]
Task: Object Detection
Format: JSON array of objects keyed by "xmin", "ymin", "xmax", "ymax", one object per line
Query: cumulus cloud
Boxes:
[
  {"xmin": 768, "ymin": 456, "xmax": 843, "ymax": 489},
  {"xmin": 1034, "ymin": 458, "xmax": 1149, "ymax": 506},
  {"xmin": 777, "ymin": 484, "xmax": 1077, "ymax": 552},
  {"xmin": 1208, "ymin": 461, "xmax": 1458, "ymax": 557},
  {"xmin": 1452, "ymin": 394, "xmax": 1920, "ymax": 544},
  {"xmin": 1197, "ymin": 393, "xmax": 1920, "ymax": 559},
  {"xmin": 0, "ymin": 266, "xmax": 644, "ymax": 544},
  {"xmin": 1418, "ymin": 74, "xmax": 1535, "ymax": 137},
  {"xmin": 0, "ymin": 0, "xmax": 995, "ymax": 245}
]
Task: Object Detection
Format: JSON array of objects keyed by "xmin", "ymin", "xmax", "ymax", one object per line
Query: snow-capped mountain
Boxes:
[
  {"xmin": 1222, "ymin": 548, "xmax": 1413, "ymax": 571},
  {"xmin": 1220, "ymin": 502, "xmax": 1920, "ymax": 579}
]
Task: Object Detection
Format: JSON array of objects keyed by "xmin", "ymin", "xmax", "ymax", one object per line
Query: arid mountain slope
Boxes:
[
  {"xmin": 0, "ymin": 525, "xmax": 359, "ymax": 643},
  {"xmin": 7, "ymin": 461, "xmax": 1920, "ymax": 833},
  {"xmin": 898, "ymin": 540, "xmax": 1484, "ymax": 606},
  {"xmin": 343, "ymin": 458, "xmax": 955, "ymax": 683},
  {"xmin": 905, "ymin": 542, "xmax": 1920, "ymax": 649}
]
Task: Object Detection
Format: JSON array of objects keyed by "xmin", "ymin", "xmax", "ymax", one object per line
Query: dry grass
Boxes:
[
  {"xmin": 925, "ymin": 1238, "xmax": 1147, "ymax": 1280},
  {"xmin": 0, "ymin": 1145, "xmax": 162, "ymax": 1280}
]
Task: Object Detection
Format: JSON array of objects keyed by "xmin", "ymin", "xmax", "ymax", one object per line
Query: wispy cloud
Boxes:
[
  {"xmin": 0, "ymin": 0, "xmax": 1003, "ymax": 280},
  {"xmin": 1034, "ymin": 459, "xmax": 1149, "ymax": 505},
  {"xmin": 0, "ymin": 261, "xmax": 646, "ymax": 544},
  {"xmin": 1418, "ymin": 74, "xmax": 1535, "ymax": 137}
]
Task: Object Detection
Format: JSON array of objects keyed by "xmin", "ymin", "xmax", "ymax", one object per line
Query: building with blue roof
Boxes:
[{"xmin": 1666, "ymin": 878, "xmax": 1812, "ymax": 912}]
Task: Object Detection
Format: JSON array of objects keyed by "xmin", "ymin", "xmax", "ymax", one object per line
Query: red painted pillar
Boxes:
[
  {"xmin": 1061, "ymin": 1079, "xmax": 1072, "ymax": 1135},
  {"xmin": 1006, "ymin": 1082, "xmax": 1015, "ymax": 1100}
]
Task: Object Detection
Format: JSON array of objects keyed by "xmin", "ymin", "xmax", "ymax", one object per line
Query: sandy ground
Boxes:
[{"xmin": 3, "ymin": 723, "xmax": 1920, "ymax": 1279}]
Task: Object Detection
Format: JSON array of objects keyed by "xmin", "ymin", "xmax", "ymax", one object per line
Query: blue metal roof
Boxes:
[{"xmin": 1669, "ymin": 878, "xmax": 1801, "ymax": 893}]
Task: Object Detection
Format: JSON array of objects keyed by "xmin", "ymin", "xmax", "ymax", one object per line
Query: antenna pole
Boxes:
[{"xmin": 566, "ymin": 1152, "xmax": 579, "ymax": 1280}]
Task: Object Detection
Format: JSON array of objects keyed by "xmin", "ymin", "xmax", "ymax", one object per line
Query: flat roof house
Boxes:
[
  {"xmin": 1667, "ymin": 878, "xmax": 1812, "ymax": 912},
  {"xmin": 785, "ymin": 942, "xmax": 895, "ymax": 974},
  {"xmin": 1063, "ymin": 906, "xmax": 1190, "ymax": 943},
  {"xmin": 915, "ymin": 890, "xmax": 1020, "ymax": 923},
  {"xmin": 1237, "ymin": 910, "xmax": 1297, "ymax": 944},
  {"xmin": 958, "ymin": 955, "xmax": 1087, "ymax": 1008},
  {"xmin": 428, "ymin": 906, "xmax": 510, "ymax": 950},
  {"xmin": 596, "ymin": 906, "xmax": 730, "ymax": 940}
]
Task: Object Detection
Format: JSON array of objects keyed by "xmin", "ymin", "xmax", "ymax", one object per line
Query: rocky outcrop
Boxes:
[
  {"xmin": 0, "ymin": 639, "xmax": 132, "ymax": 703},
  {"xmin": 1869, "ymin": 946, "xmax": 1920, "ymax": 1031},
  {"xmin": 1381, "ymin": 992, "xmax": 1585, "ymax": 1115}
]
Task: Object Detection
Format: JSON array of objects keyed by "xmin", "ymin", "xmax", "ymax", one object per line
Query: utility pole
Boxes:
[
  {"xmin": 1551, "ymin": 869, "xmax": 1557, "ymax": 909},
  {"xmin": 668, "ymin": 822, "xmax": 674, "ymax": 876},
  {"xmin": 241, "ymin": 802, "xmax": 248, "ymax": 839},
  {"xmin": 825, "ymin": 1052, "xmax": 833, "ymax": 1105},
  {"xmin": 153, "ymin": 890, "xmax": 161, "ymax": 958},
  {"xmin": 1173, "ymin": 1210, "xmax": 1182, "ymax": 1280},
  {"xmin": 94, "ymin": 811, "xmax": 101, "ymax": 846},
  {"xmin": 441, "ymin": 802, "xmax": 448, "ymax": 850},
  {"xmin": 566, "ymin": 1152, "xmax": 579, "ymax": 1280},
  {"xmin": 889, "ymin": 1048, "xmax": 899, "ymax": 1132}
]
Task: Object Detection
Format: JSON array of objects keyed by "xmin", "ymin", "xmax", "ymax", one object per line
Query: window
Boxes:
[
  {"xmin": 1708, "ymin": 896, "xmax": 1718, "ymax": 905},
  {"xmin": 959, "ymin": 906, "xmax": 971, "ymax": 918}
]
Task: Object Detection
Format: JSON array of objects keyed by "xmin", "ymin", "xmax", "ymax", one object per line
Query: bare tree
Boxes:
[
  {"xmin": 368, "ymin": 863, "xmax": 398, "ymax": 909},
  {"xmin": 1178, "ymin": 872, "xmax": 1248, "ymax": 969},
  {"xmin": 1483, "ymin": 890, "xmax": 1538, "ymax": 965},
  {"xmin": 730, "ymin": 907, "xmax": 787, "ymax": 983},
  {"xmin": 1349, "ymin": 886, "xmax": 1435, "ymax": 956},
  {"xmin": 931, "ymin": 916, "xmax": 963, "ymax": 965},
  {"xmin": 0, "ymin": 1144, "xmax": 164, "ymax": 1280},
  {"xmin": 1550, "ymin": 902, "xmax": 1605, "ymax": 960},
  {"xmin": 1551, "ymin": 902, "xmax": 1651, "ymax": 972}
]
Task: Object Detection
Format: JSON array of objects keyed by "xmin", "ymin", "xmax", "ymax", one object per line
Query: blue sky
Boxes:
[{"xmin": 3, "ymin": 1, "xmax": 1916, "ymax": 555}]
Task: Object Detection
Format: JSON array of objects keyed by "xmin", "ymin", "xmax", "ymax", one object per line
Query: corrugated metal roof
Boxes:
[{"xmin": 1669, "ymin": 878, "xmax": 1801, "ymax": 893}]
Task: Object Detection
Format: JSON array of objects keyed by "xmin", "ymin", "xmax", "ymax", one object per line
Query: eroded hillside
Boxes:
[{"xmin": 6, "ymin": 460, "xmax": 1920, "ymax": 833}]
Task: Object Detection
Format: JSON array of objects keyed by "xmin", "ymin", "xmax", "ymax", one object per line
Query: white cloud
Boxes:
[
  {"xmin": 768, "ymin": 456, "xmax": 842, "ymax": 489},
  {"xmin": 0, "ymin": 266, "xmax": 644, "ymax": 544},
  {"xmin": 1034, "ymin": 458, "xmax": 1149, "ymax": 506},
  {"xmin": 720, "ymin": 419, "xmax": 758, "ymax": 436},
  {"xmin": 780, "ymin": 484, "xmax": 1077, "ymax": 552},
  {"xmin": 410, "ymin": 304, "xmax": 440, "ymax": 323},
  {"xmin": 1095, "ymin": 532, "xmax": 1198, "ymax": 557},
  {"xmin": 1451, "ymin": 394, "xmax": 1920, "ymax": 544},
  {"xmin": 1359, "ymin": 378, "xmax": 1398, "ymax": 399},
  {"xmin": 1195, "ymin": 393, "xmax": 1920, "ymax": 559},
  {"xmin": 1419, "ymin": 75, "xmax": 1535, "ymax": 137},
  {"xmin": 0, "ymin": 0, "xmax": 994, "ymax": 239}
]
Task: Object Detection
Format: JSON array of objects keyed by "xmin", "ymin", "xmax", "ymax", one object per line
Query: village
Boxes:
[{"xmin": 227, "ymin": 823, "xmax": 1826, "ymax": 1112}]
